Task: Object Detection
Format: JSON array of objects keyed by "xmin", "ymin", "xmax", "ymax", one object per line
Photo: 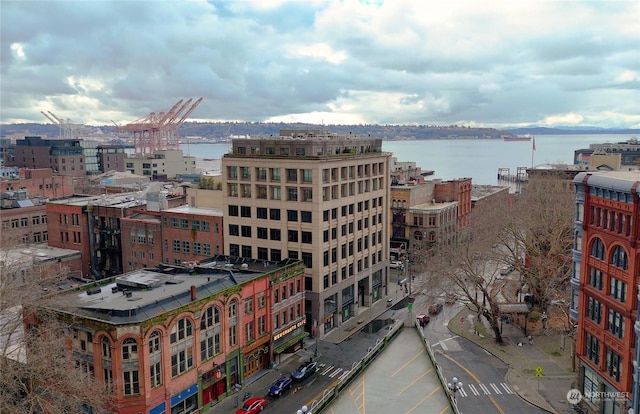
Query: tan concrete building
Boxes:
[
  {"xmin": 124, "ymin": 150, "xmax": 196, "ymax": 179},
  {"xmin": 221, "ymin": 130, "xmax": 391, "ymax": 337}
]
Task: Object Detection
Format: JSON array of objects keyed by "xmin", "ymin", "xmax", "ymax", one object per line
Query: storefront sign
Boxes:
[{"xmin": 273, "ymin": 319, "xmax": 306, "ymax": 341}]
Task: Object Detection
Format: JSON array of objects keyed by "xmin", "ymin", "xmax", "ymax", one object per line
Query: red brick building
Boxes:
[
  {"xmin": 572, "ymin": 171, "xmax": 639, "ymax": 414},
  {"xmin": 120, "ymin": 212, "xmax": 163, "ymax": 271},
  {"xmin": 1, "ymin": 168, "xmax": 74, "ymax": 198},
  {"xmin": 39, "ymin": 258, "xmax": 305, "ymax": 414},
  {"xmin": 159, "ymin": 206, "xmax": 224, "ymax": 266}
]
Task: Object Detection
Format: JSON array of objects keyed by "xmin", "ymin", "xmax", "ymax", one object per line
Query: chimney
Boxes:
[{"xmin": 190, "ymin": 285, "xmax": 197, "ymax": 301}]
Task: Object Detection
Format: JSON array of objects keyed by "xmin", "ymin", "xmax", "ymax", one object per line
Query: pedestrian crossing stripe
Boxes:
[{"xmin": 457, "ymin": 383, "xmax": 514, "ymax": 398}]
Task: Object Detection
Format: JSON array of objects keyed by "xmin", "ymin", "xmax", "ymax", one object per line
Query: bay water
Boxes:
[{"xmin": 180, "ymin": 134, "xmax": 637, "ymax": 185}]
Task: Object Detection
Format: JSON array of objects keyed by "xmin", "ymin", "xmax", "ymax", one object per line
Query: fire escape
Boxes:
[{"xmin": 119, "ymin": 97, "xmax": 203, "ymax": 157}]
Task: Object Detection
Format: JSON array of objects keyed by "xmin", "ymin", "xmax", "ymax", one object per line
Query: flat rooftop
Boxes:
[
  {"xmin": 47, "ymin": 256, "xmax": 300, "ymax": 325},
  {"xmin": 163, "ymin": 205, "xmax": 223, "ymax": 216}
]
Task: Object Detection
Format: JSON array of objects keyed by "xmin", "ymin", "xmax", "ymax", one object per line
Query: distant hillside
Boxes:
[
  {"xmin": 2, "ymin": 122, "xmax": 638, "ymax": 141},
  {"xmin": 506, "ymin": 126, "xmax": 640, "ymax": 135}
]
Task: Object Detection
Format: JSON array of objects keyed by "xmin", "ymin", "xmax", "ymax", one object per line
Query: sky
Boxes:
[{"xmin": 1, "ymin": 0, "xmax": 639, "ymax": 129}]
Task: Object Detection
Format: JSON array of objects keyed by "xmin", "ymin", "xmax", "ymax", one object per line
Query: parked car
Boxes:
[
  {"xmin": 236, "ymin": 396, "xmax": 267, "ymax": 414},
  {"xmin": 428, "ymin": 303, "xmax": 443, "ymax": 315},
  {"xmin": 390, "ymin": 261, "xmax": 404, "ymax": 270},
  {"xmin": 416, "ymin": 313, "xmax": 430, "ymax": 327},
  {"xmin": 291, "ymin": 361, "xmax": 318, "ymax": 382},
  {"xmin": 268, "ymin": 376, "xmax": 293, "ymax": 397}
]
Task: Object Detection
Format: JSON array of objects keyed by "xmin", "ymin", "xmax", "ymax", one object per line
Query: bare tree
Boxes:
[
  {"xmin": 498, "ymin": 172, "xmax": 575, "ymax": 313},
  {"xmin": 0, "ymin": 247, "xmax": 112, "ymax": 413},
  {"xmin": 427, "ymin": 197, "xmax": 508, "ymax": 343}
]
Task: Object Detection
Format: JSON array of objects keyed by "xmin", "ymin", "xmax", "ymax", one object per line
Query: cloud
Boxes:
[{"xmin": 0, "ymin": 0, "xmax": 638, "ymax": 129}]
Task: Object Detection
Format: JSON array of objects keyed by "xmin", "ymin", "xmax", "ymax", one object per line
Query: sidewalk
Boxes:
[
  {"xmin": 448, "ymin": 279, "xmax": 576, "ymax": 414},
  {"xmin": 203, "ymin": 346, "xmax": 316, "ymax": 414}
]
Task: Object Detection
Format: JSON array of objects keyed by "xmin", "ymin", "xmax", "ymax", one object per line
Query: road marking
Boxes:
[
  {"xmin": 438, "ymin": 406, "xmax": 450, "ymax": 414},
  {"xmin": 501, "ymin": 383, "xmax": 513, "ymax": 394},
  {"xmin": 395, "ymin": 368, "xmax": 433, "ymax": 396},
  {"xmin": 458, "ymin": 387, "xmax": 467, "ymax": 397},
  {"xmin": 405, "ymin": 386, "xmax": 440, "ymax": 414},
  {"xmin": 479, "ymin": 384, "xmax": 490, "ymax": 395},
  {"xmin": 328, "ymin": 368, "xmax": 343, "ymax": 378},
  {"xmin": 468, "ymin": 384, "xmax": 480, "ymax": 396},
  {"xmin": 490, "ymin": 383, "xmax": 502, "ymax": 394},
  {"xmin": 339, "ymin": 370, "xmax": 350, "ymax": 381},
  {"xmin": 440, "ymin": 340, "xmax": 449, "ymax": 351},
  {"xmin": 435, "ymin": 349, "xmax": 505, "ymax": 414},
  {"xmin": 391, "ymin": 349, "xmax": 425, "ymax": 378},
  {"xmin": 321, "ymin": 365, "xmax": 335, "ymax": 375}
]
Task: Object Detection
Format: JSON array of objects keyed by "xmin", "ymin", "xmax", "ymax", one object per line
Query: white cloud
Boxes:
[{"xmin": 0, "ymin": 0, "xmax": 638, "ymax": 128}]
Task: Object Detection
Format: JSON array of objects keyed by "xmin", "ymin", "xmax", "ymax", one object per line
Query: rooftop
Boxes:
[
  {"xmin": 163, "ymin": 205, "xmax": 223, "ymax": 216},
  {"xmin": 46, "ymin": 256, "xmax": 301, "ymax": 325}
]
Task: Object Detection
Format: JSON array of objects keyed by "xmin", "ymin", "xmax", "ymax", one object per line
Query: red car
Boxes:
[{"xmin": 236, "ymin": 396, "xmax": 266, "ymax": 414}]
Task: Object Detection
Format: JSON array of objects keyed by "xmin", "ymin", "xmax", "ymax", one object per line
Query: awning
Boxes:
[
  {"xmin": 498, "ymin": 303, "xmax": 530, "ymax": 313},
  {"xmin": 274, "ymin": 332, "xmax": 308, "ymax": 354}
]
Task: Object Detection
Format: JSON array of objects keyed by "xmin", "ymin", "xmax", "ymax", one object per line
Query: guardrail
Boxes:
[
  {"xmin": 301, "ymin": 319, "xmax": 405, "ymax": 413},
  {"xmin": 414, "ymin": 319, "xmax": 462, "ymax": 414}
]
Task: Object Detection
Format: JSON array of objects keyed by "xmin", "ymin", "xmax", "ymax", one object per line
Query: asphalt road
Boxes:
[{"xmin": 421, "ymin": 297, "xmax": 547, "ymax": 414}]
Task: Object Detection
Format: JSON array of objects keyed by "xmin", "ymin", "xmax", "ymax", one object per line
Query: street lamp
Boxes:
[
  {"xmin": 297, "ymin": 405, "xmax": 311, "ymax": 414},
  {"xmin": 447, "ymin": 376, "xmax": 464, "ymax": 402}
]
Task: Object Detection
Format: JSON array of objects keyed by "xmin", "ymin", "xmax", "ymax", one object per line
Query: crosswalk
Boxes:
[
  {"xmin": 317, "ymin": 363, "xmax": 350, "ymax": 380},
  {"xmin": 316, "ymin": 362, "xmax": 514, "ymax": 399},
  {"xmin": 456, "ymin": 382, "xmax": 513, "ymax": 397}
]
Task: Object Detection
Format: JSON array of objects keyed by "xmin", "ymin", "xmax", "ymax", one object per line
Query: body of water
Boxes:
[{"xmin": 180, "ymin": 134, "xmax": 637, "ymax": 185}]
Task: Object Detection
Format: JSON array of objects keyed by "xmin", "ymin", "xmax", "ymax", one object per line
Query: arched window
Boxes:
[
  {"xmin": 201, "ymin": 306, "xmax": 221, "ymax": 362},
  {"xmin": 610, "ymin": 246, "xmax": 628, "ymax": 270},
  {"xmin": 149, "ymin": 331, "xmax": 162, "ymax": 388},
  {"xmin": 122, "ymin": 338, "xmax": 138, "ymax": 361},
  {"xmin": 101, "ymin": 337, "xmax": 111, "ymax": 359},
  {"xmin": 228, "ymin": 300, "xmax": 238, "ymax": 347},
  {"xmin": 590, "ymin": 238, "xmax": 605, "ymax": 260},
  {"xmin": 170, "ymin": 318, "xmax": 194, "ymax": 377},
  {"xmin": 414, "ymin": 231, "xmax": 423, "ymax": 241}
]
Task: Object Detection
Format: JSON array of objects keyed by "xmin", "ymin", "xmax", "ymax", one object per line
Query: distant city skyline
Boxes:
[{"xmin": 1, "ymin": 0, "xmax": 639, "ymax": 129}]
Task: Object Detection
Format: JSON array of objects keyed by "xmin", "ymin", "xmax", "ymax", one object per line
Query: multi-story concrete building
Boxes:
[
  {"xmin": 124, "ymin": 150, "xmax": 196, "ymax": 180},
  {"xmin": 221, "ymin": 130, "xmax": 390, "ymax": 337},
  {"xmin": 12, "ymin": 136, "xmax": 99, "ymax": 176},
  {"xmin": 35, "ymin": 257, "xmax": 304, "ymax": 414},
  {"xmin": 572, "ymin": 171, "xmax": 639, "ymax": 414}
]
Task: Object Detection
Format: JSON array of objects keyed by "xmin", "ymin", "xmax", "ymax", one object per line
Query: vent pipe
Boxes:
[{"xmin": 190, "ymin": 285, "xmax": 197, "ymax": 301}]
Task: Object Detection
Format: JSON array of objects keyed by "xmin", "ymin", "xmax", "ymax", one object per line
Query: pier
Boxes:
[{"xmin": 497, "ymin": 167, "xmax": 528, "ymax": 183}]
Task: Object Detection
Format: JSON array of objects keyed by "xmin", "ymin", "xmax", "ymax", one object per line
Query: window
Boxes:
[
  {"xmin": 245, "ymin": 321, "xmax": 254, "ymax": 342},
  {"xmin": 590, "ymin": 238, "xmax": 605, "ymax": 260},
  {"xmin": 607, "ymin": 309, "xmax": 624, "ymax": 338},
  {"xmin": 605, "ymin": 348, "xmax": 621, "ymax": 382},
  {"xmin": 244, "ymin": 297, "xmax": 253, "ymax": 315},
  {"xmin": 229, "ymin": 224, "xmax": 239, "ymax": 236},
  {"xmin": 228, "ymin": 166, "xmax": 237, "ymax": 179},
  {"xmin": 257, "ymin": 292, "xmax": 266, "ymax": 309},
  {"xmin": 182, "ymin": 240, "xmax": 190, "ymax": 253},
  {"xmin": 588, "ymin": 267, "xmax": 603, "ymax": 290},
  {"xmin": 287, "ymin": 187, "xmax": 298, "ymax": 201},
  {"xmin": 149, "ymin": 331, "xmax": 162, "ymax": 388},
  {"xmin": 586, "ymin": 297, "xmax": 602, "ymax": 324},
  {"xmin": 585, "ymin": 332, "xmax": 599, "ymax": 364},
  {"xmin": 257, "ymin": 208, "xmax": 268, "ymax": 219},
  {"xmin": 122, "ymin": 338, "xmax": 138, "ymax": 361},
  {"xmin": 270, "ymin": 209, "xmax": 281, "ymax": 220},
  {"xmin": 271, "ymin": 168, "xmax": 281, "ymax": 181},
  {"xmin": 181, "ymin": 219, "xmax": 189, "ymax": 229},
  {"xmin": 170, "ymin": 318, "xmax": 194, "ymax": 377},
  {"xmin": 228, "ymin": 300, "xmax": 238, "ymax": 347},
  {"xmin": 241, "ymin": 225, "xmax": 252, "ymax": 237},
  {"xmin": 228, "ymin": 205, "xmax": 239, "ymax": 216},
  {"xmin": 270, "ymin": 229, "xmax": 281, "ymax": 241},
  {"xmin": 257, "ymin": 227, "xmax": 268, "ymax": 239},
  {"xmin": 288, "ymin": 230, "xmax": 298, "ymax": 242},
  {"xmin": 200, "ymin": 306, "xmax": 221, "ymax": 362},
  {"xmin": 123, "ymin": 370, "xmax": 140, "ymax": 396},
  {"xmin": 610, "ymin": 245, "xmax": 628, "ymax": 270},
  {"xmin": 302, "ymin": 252, "xmax": 312, "ymax": 268},
  {"xmin": 301, "ymin": 211, "xmax": 312, "ymax": 222},
  {"xmin": 286, "ymin": 168, "xmax": 297, "ymax": 182},
  {"xmin": 287, "ymin": 210, "xmax": 298, "ymax": 221},
  {"xmin": 610, "ymin": 278, "xmax": 626, "ymax": 302},
  {"xmin": 241, "ymin": 206, "xmax": 251, "ymax": 218},
  {"xmin": 192, "ymin": 220, "xmax": 201, "ymax": 231}
]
